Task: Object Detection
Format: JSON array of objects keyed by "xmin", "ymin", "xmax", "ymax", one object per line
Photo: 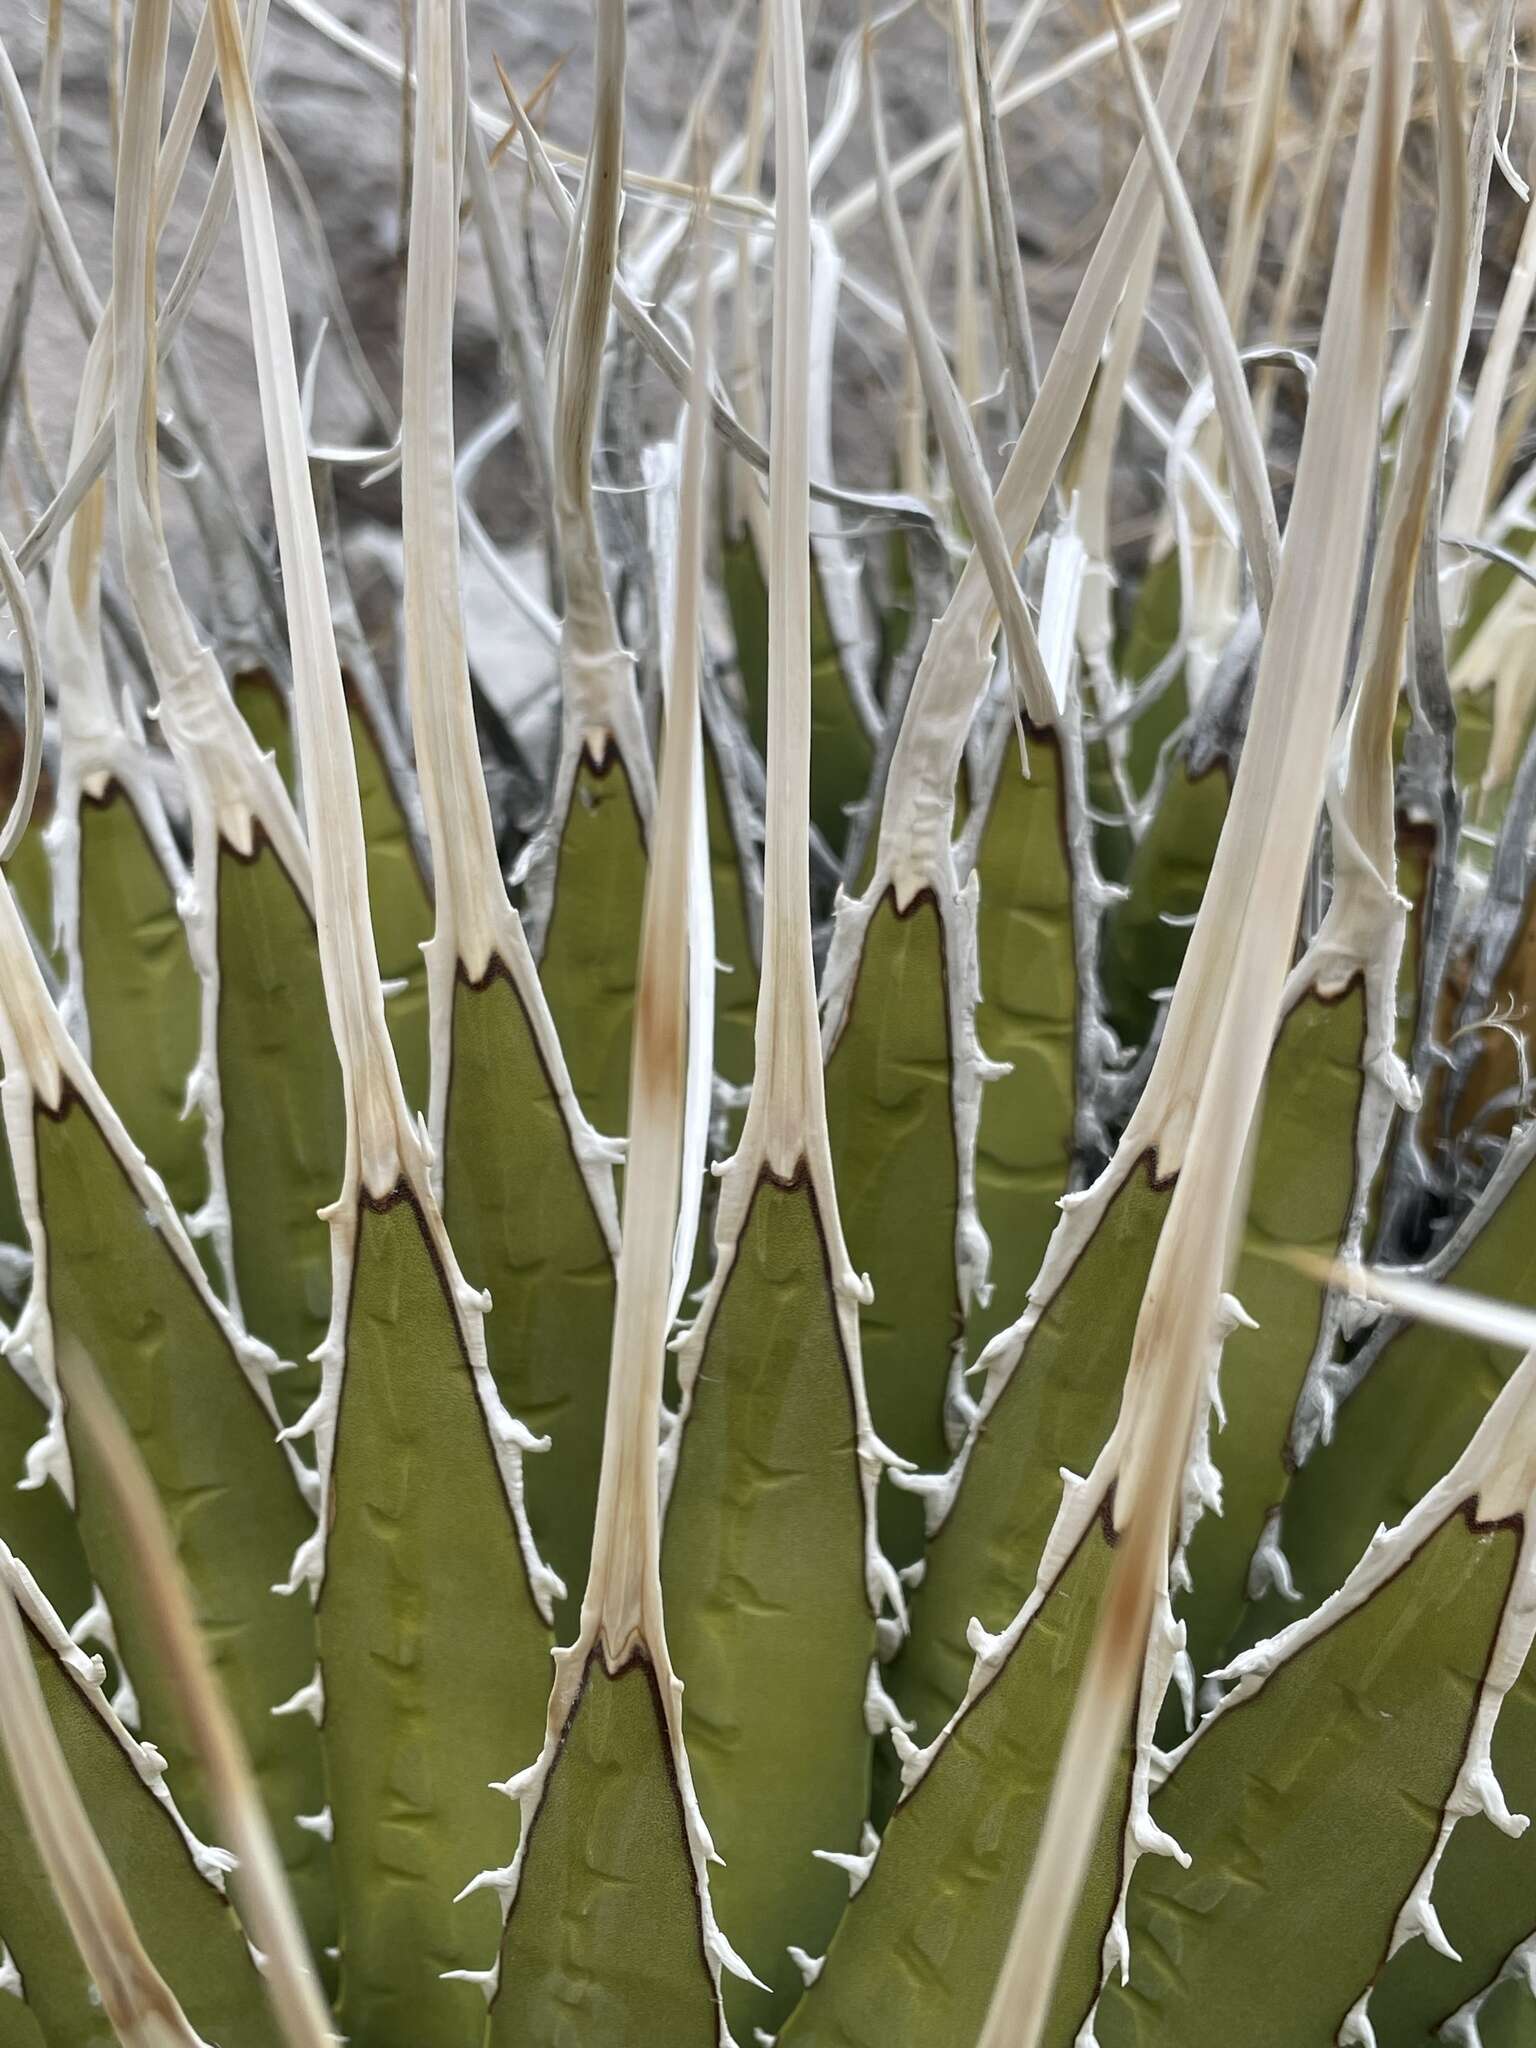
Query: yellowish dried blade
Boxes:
[
  {"xmin": 481, "ymin": 150, "xmax": 740, "ymax": 2044},
  {"xmin": 976, "ymin": 9, "xmax": 1417, "ymax": 2038},
  {"xmin": 53, "ymin": 1340, "xmax": 333, "ymax": 2048}
]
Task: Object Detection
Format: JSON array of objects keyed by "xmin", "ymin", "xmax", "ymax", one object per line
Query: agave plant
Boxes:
[{"xmin": 2, "ymin": 0, "xmax": 1536, "ymax": 2041}]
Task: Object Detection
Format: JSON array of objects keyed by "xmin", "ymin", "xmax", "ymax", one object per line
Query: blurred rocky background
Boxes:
[{"xmin": 0, "ymin": 0, "xmax": 1527, "ymax": 726}]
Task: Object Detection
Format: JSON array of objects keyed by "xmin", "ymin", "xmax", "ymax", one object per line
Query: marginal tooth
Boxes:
[
  {"xmin": 786, "ymin": 1946, "xmax": 824, "ymax": 1988},
  {"xmin": 811, "ymin": 1826, "xmax": 884, "ymax": 1900},
  {"xmin": 272, "ymin": 1668, "xmax": 325, "ymax": 1724},
  {"xmin": 440, "ymin": 1966, "xmax": 499, "ymax": 2003}
]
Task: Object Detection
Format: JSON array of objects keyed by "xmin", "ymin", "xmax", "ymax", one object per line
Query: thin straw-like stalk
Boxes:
[
  {"xmin": 971, "ymin": 0, "xmax": 1046, "ymax": 419},
  {"xmin": 0, "ymin": 0, "xmax": 61, "ymax": 476},
  {"xmin": 7, "ymin": 0, "xmax": 275, "ymax": 575},
  {"xmin": 580, "ymin": 275, "xmax": 706, "ymax": 1674},
  {"xmin": 1254, "ymin": 5, "xmax": 1361, "ymax": 425},
  {"xmin": 1219, "ymin": 0, "xmax": 1300, "ymax": 334},
  {"xmin": 975, "ymin": 9, "xmax": 1413, "ymax": 2038},
  {"xmin": 492, "ymin": 53, "xmax": 929, "ymax": 538},
  {"xmin": 207, "ymin": 0, "xmax": 416, "ymax": 1195},
  {"xmin": 827, "ymin": 0, "xmax": 1180, "ymax": 235},
  {"xmin": 1108, "ymin": 0, "xmax": 1280, "ymax": 619},
  {"xmin": 1442, "ymin": 154, "xmax": 1536, "ymax": 622},
  {"xmin": 868, "ymin": 38, "xmax": 1055, "ymax": 728},
  {"xmin": 471, "ymin": 173, "xmax": 742, "ymax": 2048},
  {"xmin": 53, "ymin": 1341, "xmax": 334, "ymax": 2048},
  {"xmin": 0, "ymin": 535, "xmax": 43, "ymax": 864},
  {"xmin": 0, "ymin": 1557, "xmax": 202, "ymax": 2048},
  {"xmin": 209, "ymin": 5, "xmax": 560, "ymax": 2030}
]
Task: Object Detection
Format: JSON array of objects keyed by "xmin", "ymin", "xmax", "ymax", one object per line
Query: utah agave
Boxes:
[{"xmin": 1, "ymin": 0, "xmax": 1535, "ymax": 2044}]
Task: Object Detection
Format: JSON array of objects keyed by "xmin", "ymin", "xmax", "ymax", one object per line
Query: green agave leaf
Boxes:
[
  {"xmin": 1101, "ymin": 753, "xmax": 1230, "ymax": 1051},
  {"xmin": 875, "ymin": 515, "xmax": 917, "ymax": 712},
  {"xmin": 314, "ymin": 1185, "xmax": 554, "ymax": 2044},
  {"xmin": 963, "ymin": 725, "xmax": 1080, "ymax": 1356},
  {"xmin": 233, "ymin": 666, "xmax": 297, "ymax": 794},
  {"xmin": 346, "ymin": 687, "xmax": 434, "ymax": 1114},
  {"xmin": 204, "ymin": 0, "xmax": 567, "ymax": 2024},
  {"xmin": 486, "ymin": 1651, "xmax": 722, "ymax": 2046},
  {"xmin": 216, "ymin": 834, "xmax": 345, "ymax": 1431},
  {"xmin": 31, "ymin": 1089, "xmax": 333, "ymax": 1964},
  {"xmin": 894, "ymin": 1162, "xmax": 1168, "ymax": 1755},
  {"xmin": 721, "ymin": 525, "xmax": 876, "ymax": 861},
  {"xmin": 0, "ymin": 1355, "xmax": 91, "ymax": 1634},
  {"xmin": 0, "ymin": 714, "xmax": 54, "ymax": 984},
  {"xmin": 235, "ymin": 660, "xmax": 433, "ymax": 1118},
  {"xmin": 75, "ymin": 782, "xmax": 207, "ymax": 1223},
  {"xmin": 1095, "ymin": 1508, "xmax": 1520, "ymax": 2048},
  {"xmin": 822, "ymin": 890, "xmax": 962, "ymax": 1566},
  {"xmin": 661, "ymin": 1171, "xmax": 880, "ymax": 2038},
  {"xmin": 0, "ymin": 1966, "xmax": 44, "ymax": 2048},
  {"xmin": 441, "ymin": 960, "xmax": 618, "ymax": 1632},
  {"xmin": 779, "ymin": 1508, "xmax": 1130, "ymax": 2048},
  {"xmin": 534, "ymin": 741, "xmax": 650, "ymax": 1144},
  {"xmin": 1089, "ymin": 554, "xmax": 1184, "ymax": 887},
  {"xmin": 1240, "ymin": 1133, "xmax": 1536, "ymax": 1651},
  {"xmin": 0, "ymin": 1560, "xmax": 280, "ymax": 2048},
  {"xmin": 1474, "ymin": 1974, "xmax": 1536, "ymax": 2048},
  {"xmin": 701, "ymin": 710, "xmax": 760, "ymax": 1096},
  {"xmin": 1, "ymin": 528, "xmax": 67, "ymax": 1264},
  {"xmin": 1453, "ymin": 525, "xmax": 1536, "ymax": 666},
  {"xmin": 1367, "ymin": 1631, "xmax": 1536, "ymax": 2043},
  {"xmin": 1114, "ymin": 552, "xmax": 1182, "ymax": 709},
  {"xmin": 1393, "ymin": 815, "xmax": 1436, "ymax": 1065},
  {"xmin": 1172, "ymin": 985, "xmax": 1365, "ymax": 1694}
]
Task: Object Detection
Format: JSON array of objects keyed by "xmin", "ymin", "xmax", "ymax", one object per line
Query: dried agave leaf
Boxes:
[
  {"xmin": 977, "ymin": 9, "xmax": 1420, "ymax": 2027},
  {"xmin": 659, "ymin": 21, "xmax": 895, "ymax": 2034},
  {"xmin": 501, "ymin": 17, "xmax": 656, "ymax": 1149},
  {"xmin": 1171, "ymin": 0, "xmax": 1466, "ymax": 1709},
  {"xmin": 480, "ymin": 119, "xmax": 733, "ymax": 2044},
  {"xmin": 108, "ymin": 0, "xmax": 340, "ymax": 1341},
  {"xmin": 206, "ymin": 1, "xmax": 557, "ymax": 2030},
  {"xmin": 818, "ymin": 0, "xmax": 1224, "ymax": 1579},
  {"xmin": 399, "ymin": 0, "xmax": 619, "ymax": 1632},
  {"xmin": 0, "ymin": 1545, "xmax": 278, "ymax": 2048}
]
